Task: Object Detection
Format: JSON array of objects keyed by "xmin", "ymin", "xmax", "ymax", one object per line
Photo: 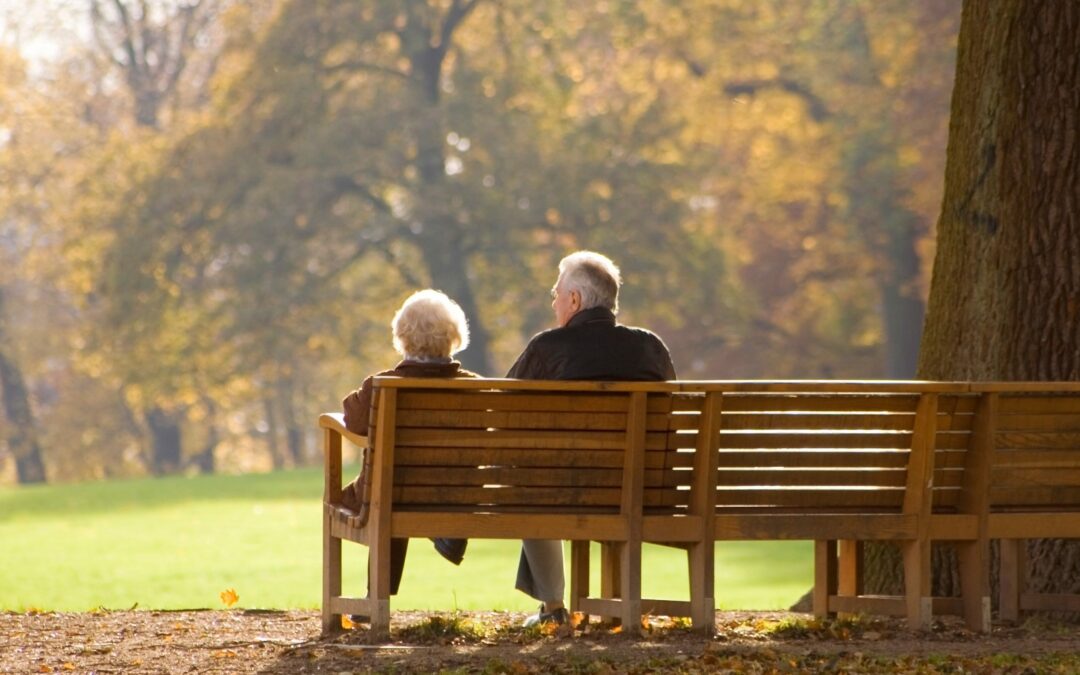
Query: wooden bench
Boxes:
[
  {"xmin": 320, "ymin": 378, "xmax": 700, "ymax": 638},
  {"xmin": 320, "ymin": 379, "xmax": 1080, "ymax": 638}
]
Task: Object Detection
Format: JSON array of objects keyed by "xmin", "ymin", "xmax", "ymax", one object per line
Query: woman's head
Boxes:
[{"xmin": 392, "ymin": 289, "xmax": 470, "ymax": 359}]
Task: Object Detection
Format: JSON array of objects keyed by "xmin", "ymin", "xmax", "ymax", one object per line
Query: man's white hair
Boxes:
[
  {"xmin": 392, "ymin": 289, "xmax": 470, "ymax": 358},
  {"xmin": 558, "ymin": 250, "xmax": 621, "ymax": 314}
]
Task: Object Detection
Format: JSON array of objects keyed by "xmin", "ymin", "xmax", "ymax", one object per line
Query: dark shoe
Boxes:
[
  {"xmin": 522, "ymin": 604, "xmax": 569, "ymax": 628},
  {"xmin": 431, "ymin": 538, "xmax": 467, "ymax": 565}
]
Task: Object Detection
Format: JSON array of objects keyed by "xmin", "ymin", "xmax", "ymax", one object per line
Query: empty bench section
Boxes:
[
  {"xmin": 984, "ymin": 388, "xmax": 1080, "ymax": 619},
  {"xmin": 712, "ymin": 390, "xmax": 930, "ymax": 540},
  {"xmin": 990, "ymin": 391, "xmax": 1080, "ymax": 522}
]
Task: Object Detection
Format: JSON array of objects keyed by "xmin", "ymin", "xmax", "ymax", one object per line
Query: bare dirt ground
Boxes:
[{"xmin": 3, "ymin": 609, "xmax": 1079, "ymax": 674}]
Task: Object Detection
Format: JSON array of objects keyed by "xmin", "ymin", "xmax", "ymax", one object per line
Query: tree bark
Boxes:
[
  {"xmin": 867, "ymin": 0, "xmax": 1080, "ymax": 607},
  {"xmin": 917, "ymin": 1, "xmax": 1080, "ymax": 383},
  {"xmin": 0, "ymin": 288, "xmax": 47, "ymax": 484}
]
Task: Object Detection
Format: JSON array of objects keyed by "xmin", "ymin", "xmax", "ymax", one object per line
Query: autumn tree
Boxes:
[
  {"xmin": 0, "ymin": 46, "xmax": 77, "ymax": 484},
  {"xmin": 80, "ymin": 0, "xmax": 244, "ymax": 474}
]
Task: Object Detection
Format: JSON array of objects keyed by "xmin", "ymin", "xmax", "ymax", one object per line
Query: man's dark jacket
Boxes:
[
  {"xmin": 506, "ymin": 306, "xmax": 676, "ymax": 381},
  {"xmin": 505, "ymin": 305, "xmax": 675, "ymax": 600}
]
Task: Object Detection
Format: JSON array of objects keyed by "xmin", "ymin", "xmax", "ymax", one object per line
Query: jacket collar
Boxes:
[
  {"xmin": 566, "ymin": 306, "xmax": 617, "ymax": 328},
  {"xmin": 395, "ymin": 359, "xmax": 461, "ymax": 371}
]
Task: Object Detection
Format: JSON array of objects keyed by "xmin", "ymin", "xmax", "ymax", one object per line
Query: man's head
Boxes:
[
  {"xmin": 551, "ymin": 251, "xmax": 621, "ymax": 327},
  {"xmin": 392, "ymin": 289, "xmax": 470, "ymax": 359}
]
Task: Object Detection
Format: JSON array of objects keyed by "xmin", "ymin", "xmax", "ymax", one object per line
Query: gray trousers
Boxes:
[{"xmin": 515, "ymin": 539, "xmax": 565, "ymax": 604}]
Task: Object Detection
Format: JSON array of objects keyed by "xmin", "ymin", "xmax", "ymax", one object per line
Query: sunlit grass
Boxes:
[{"xmin": 0, "ymin": 468, "xmax": 811, "ymax": 612}]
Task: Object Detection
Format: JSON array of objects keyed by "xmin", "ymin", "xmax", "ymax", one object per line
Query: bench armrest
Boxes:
[
  {"xmin": 319, "ymin": 412, "xmax": 367, "ymax": 447},
  {"xmin": 320, "ymin": 413, "xmax": 370, "ymax": 513}
]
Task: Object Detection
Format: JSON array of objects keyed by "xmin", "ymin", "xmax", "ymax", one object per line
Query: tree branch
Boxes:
[
  {"xmin": 438, "ymin": 0, "xmax": 483, "ymax": 55},
  {"xmin": 723, "ymin": 78, "xmax": 830, "ymax": 121},
  {"xmin": 321, "ymin": 60, "xmax": 410, "ymax": 81}
]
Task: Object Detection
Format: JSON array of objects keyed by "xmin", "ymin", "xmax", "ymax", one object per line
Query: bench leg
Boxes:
[
  {"xmin": 902, "ymin": 540, "xmax": 932, "ymax": 630},
  {"xmin": 813, "ymin": 540, "xmax": 837, "ymax": 619},
  {"xmin": 837, "ymin": 539, "xmax": 863, "ymax": 619},
  {"xmin": 999, "ymin": 539, "xmax": 1026, "ymax": 623},
  {"xmin": 570, "ymin": 540, "xmax": 590, "ymax": 623},
  {"xmin": 322, "ymin": 509, "xmax": 343, "ymax": 635},
  {"xmin": 688, "ymin": 540, "xmax": 714, "ymax": 633},
  {"xmin": 956, "ymin": 538, "xmax": 990, "ymax": 632},
  {"xmin": 368, "ymin": 533, "xmax": 392, "ymax": 640},
  {"xmin": 600, "ymin": 542, "xmax": 621, "ymax": 602},
  {"xmin": 619, "ymin": 540, "xmax": 642, "ymax": 635}
]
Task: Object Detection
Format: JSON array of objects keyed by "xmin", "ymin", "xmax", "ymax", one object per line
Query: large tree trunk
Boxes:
[
  {"xmin": 0, "ymin": 287, "xmax": 47, "ymax": 484},
  {"xmin": 867, "ymin": 0, "xmax": 1080, "ymax": 608}
]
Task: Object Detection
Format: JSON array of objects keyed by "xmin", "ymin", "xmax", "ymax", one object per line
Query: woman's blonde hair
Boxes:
[{"xmin": 392, "ymin": 289, "xmax": 470, "ymax": 359}]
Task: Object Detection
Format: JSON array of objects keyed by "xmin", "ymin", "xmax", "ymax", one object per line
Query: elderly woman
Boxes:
[{"xmin": 340, "ymin": 289, "xmax": 478, "ymax": 598}]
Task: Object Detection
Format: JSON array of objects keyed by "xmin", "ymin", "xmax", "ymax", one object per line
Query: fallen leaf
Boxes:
[
  {"xmin": 570, "ymin": 611, "xmax": 586, "ymax": 629},
  {"xmin": 220, "ymin": 588, "xmax": 239, "ymax": 607}
]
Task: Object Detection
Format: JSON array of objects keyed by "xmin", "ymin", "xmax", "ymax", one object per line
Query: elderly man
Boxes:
[{"xmin": 507, "ymin": 250, "xmax": 676, "ymax": 627}]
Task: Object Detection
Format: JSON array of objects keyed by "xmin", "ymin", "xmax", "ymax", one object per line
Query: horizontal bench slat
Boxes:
[
  {"xmin": 394, "ymin": 466, "xmax": 684, "ymax": 489},
  {"xmin": 394, "ymin": 446, "xmax": 695, "ymax": 469},
  {"xmin": 390, "ymin": 486, "xmax": 686, "ymax": 508},
  {"xmin": 995, "ymin": 432, "xmax": 1080, "ymax": 450},
  {"xmin": 714, "ymin": 468, "xmax": 907, "ymax": 488},
  {"xmin": 990, "ymin": 485, "xmax": 1080, "ymax": 507},
  {"xmin": 992, "ymin": 449, "xmax": 1080, "ymax": 468},
  {"xmin": 394, "ymin": 427, "xmax": 668, "ymax": 449},
  {"xmin": 988, "ymin": 512, "xmax": 1080, "ymax": 538},
  {"xmin": 714, "ymin": 449, "xmax": 911, "ymax": 469},
  {"xmin": 719, "ymin": 413, "xmax": 917, "ymax": 431},
  {"xmin": 718, "ymin": 431, "xmax": 914, "ymax": 449},
  {"xmin": 398, "ymin": 391, "xmax": 634, "ymax": 412},
  {"xmin": 996, "ymin": 413, "xmax": 1080, "ymax": 432},
  {"xmin": 713, "ymin": 513, "xmax": 916, "ymax": 539},
  {"xmin": 714, "ymin": 488, "xmax": 905, "ymax": 508},
  {"xmin": 395, "ymin": 409, "xmax": 701, "ymax": 431},
  {"xmin": 719, "ymin": 394, "xmax": 922, "ymax": 413},
  {"xmin": 998, "ymin": 395, "xmax": 1080, "ymax": 414},
  {"xmin": 990, "ymin": 467, "xmax": 1080, "ymax": 489},
  {"xmin": 391, "ymin": 512, "xmax": 628, "ymax": 540}
]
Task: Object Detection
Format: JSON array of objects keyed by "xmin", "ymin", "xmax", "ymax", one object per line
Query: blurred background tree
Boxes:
[{"xmin": 0, "ymin": 0, "xmax": 960, "ymax": 483}]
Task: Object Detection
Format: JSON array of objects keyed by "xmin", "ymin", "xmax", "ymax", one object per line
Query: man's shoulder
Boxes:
[
  {"xmin": 616, "ymin": 322, "xmax": 665, "ymax": 340},
  {"xmin": 610, "ymin": 322, "xmax": 671, "ymax": 352},
  {"xmin": 522, "ymin": 325, "xmax": 572, "ymax": 349}
]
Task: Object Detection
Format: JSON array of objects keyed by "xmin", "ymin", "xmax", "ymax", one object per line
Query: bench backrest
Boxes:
[
  {"xmin": 365, "ymin": 379, "xmax": 1080, "ymax": 518},
  {"xmin": 369, "ymin": 379, "xmax": 702, "ymax": 516},
  {"xmin": 710, "ymin": 388, "xmax": 941, "ymax": 514},
  {"xmin": 987, "ymin": 389, "xmax": 1080, "ymax": 510}
]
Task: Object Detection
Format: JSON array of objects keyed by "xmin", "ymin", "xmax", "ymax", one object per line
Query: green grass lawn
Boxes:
[{"xmin": 0, "ymin": 468, "xmax": 811, "ymax": 612}]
